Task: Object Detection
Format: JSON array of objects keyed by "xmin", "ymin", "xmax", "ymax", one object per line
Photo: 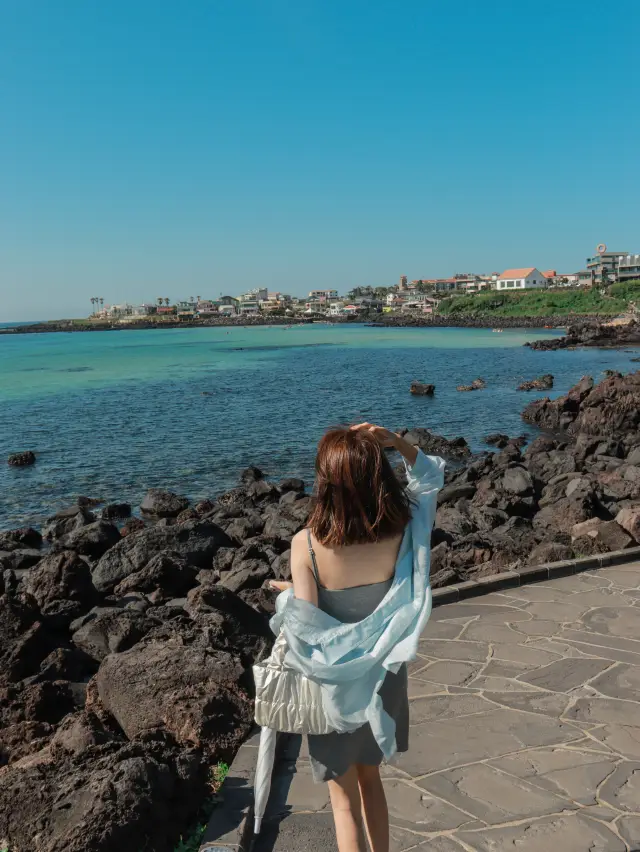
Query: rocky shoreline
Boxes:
[
  {"xmin": 0, "ymin": 312, "xmax": 624, "ymax": 335},
  {"xmin": 525, "ymin": 319, "xmax": 640, "ymax": 350},
  {"xmin": 369, "ymin": 313, "xmax": 603, "ymax": 329},
  {"xmin": 1, "ymin": 371, "xmax": 639, "ymax": 850}
]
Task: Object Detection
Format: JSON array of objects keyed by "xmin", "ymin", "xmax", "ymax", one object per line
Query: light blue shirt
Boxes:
[{"xmin": 270, "ymin": 449, "xmax": 446, "ymax": 759}]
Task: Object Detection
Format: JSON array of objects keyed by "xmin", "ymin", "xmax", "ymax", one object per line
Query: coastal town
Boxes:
[{"xmin": 88, "ymin": 245, "xmax": 640, "ymax": 322}]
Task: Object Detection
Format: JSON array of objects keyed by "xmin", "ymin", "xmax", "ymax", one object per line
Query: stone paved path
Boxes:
[{"xmin": 253, "ymin": 563, "xmax": 640, "ymax": 851}]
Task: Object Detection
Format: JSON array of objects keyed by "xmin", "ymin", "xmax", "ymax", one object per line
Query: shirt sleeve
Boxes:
[{"xmin": 404, "ymin": 450, "xmax": 445, "ymax": 532}]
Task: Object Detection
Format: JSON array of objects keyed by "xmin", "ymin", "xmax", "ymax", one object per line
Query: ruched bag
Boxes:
[{"xmin": 253, "ymin": 631, "xmax": 335, "ymax": 735}]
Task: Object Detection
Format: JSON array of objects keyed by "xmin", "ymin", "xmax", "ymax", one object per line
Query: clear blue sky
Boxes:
[{"xmin": 1, "ymin": 0, "xmax": 639, "ymax": 320}]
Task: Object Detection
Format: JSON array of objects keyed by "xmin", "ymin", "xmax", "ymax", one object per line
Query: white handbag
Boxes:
[{"xmin": 253, "ymin": 631, "xmax": 335, "ymax": 735}]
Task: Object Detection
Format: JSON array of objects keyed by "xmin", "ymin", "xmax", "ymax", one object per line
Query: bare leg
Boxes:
[
  {"xmin": 357, "ymin": 764, "xmax": 389, "ymax": 852},
  {"xmin": 327, "ymin": 764, "xmax": 367, "ymax": 852}
]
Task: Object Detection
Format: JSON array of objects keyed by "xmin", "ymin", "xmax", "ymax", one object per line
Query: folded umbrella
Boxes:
[{"xmin": 254, "ymin": 725, "xmax": 277, "ymax": 835}]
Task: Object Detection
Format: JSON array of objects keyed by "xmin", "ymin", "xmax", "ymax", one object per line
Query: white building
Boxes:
[
  {"xmin": 239, "ymin": 288, "xmax": 268, "ymax": 303},
  {"xmin": 308, "ymin": 289, "xmax": 339, "ymax": 302},
  {"xmin": 328, "ymin": 301, "xmax": 345, "ymax": 315},
  {"xmin": 495, "ymin": 268, "xmax": 548, "ymax": 291}
]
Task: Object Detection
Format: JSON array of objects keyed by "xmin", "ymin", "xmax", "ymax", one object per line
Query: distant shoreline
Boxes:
[{"xmin": 0, "ymin": 312, "xmax": 607, "ymax": 336}]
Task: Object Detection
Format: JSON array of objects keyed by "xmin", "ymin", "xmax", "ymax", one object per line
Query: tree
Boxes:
[
  {"xmin": 99, "ymin": 297, "xmax": 104, "ymax": 308},
  {"xmin": 157, "ymin": 297, "xmax": 163, "ymax": 307},
  {"xmin": 164, "ymin": 298, "xmax": 170, "ymax": 307}
]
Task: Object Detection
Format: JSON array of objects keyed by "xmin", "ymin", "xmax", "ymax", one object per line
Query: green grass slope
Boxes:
[{"xmin": 436, "ymin": 280, "xmax": 640, "ymax": 318}]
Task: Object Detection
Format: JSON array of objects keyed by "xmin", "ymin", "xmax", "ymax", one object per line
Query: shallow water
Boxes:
[{"xmin": 1, "ymin": 324, "xmax": 637, "ymax": 527}]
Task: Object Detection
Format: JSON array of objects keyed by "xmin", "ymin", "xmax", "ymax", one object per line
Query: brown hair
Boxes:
[{"xmin": 308, "ymin": 427, "xmax": 412, "ymax": 547}]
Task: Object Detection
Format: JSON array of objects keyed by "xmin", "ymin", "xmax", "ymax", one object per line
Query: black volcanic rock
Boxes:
[
  {"xmin": 7, "ymin": 451, "xmax": 36, "ymax": 467},
  {"xmin": 140, "ymin": 489, "xmax": 189, "ymax": 518}
]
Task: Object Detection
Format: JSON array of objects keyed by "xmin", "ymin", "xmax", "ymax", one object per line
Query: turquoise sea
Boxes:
[{"xmin": 1, "ymin": 323, "xmax": 638, "ymax": 527}]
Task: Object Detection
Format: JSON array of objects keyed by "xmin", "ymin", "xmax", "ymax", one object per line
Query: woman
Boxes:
[{"xmin": 270, "ymin": 423, "xmax": 444, "ymax": 852}]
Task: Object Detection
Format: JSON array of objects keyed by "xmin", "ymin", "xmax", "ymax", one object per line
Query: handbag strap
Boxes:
[{"xmin": 306, "ymin": 528, "xmax": 321, "ymax": 586}]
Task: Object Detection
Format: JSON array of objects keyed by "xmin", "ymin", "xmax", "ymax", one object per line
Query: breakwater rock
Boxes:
[
  {"xmin": 526, "ymin": 319, "xmax": 640, "ymax": 350},
  {"xmin": 368, "ymin": 314, "xmax": 608, "ymax": 329},
  {"xmin": 1, "ymin": 372, "xmax": 639, "ymax": 848}
]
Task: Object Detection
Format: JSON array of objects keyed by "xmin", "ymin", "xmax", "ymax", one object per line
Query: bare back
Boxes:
[{"xmin": 300, "ymin": 529, "xmax": 403, "ymax": 591}]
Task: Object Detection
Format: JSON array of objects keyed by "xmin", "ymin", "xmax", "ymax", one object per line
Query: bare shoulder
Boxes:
[{"xmin": 291, "ymin": 529, "xmax": 308, "ymax": 550}]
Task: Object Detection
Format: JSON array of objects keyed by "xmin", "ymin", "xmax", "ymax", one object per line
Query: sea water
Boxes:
[{"xmin": 0, "ymin": 324, "xmax": 637, "ymax": 526}]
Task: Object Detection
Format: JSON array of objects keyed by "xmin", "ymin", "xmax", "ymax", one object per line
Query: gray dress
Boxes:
[{"xmin": 305, "ymin": 531, "xmax": 409, "ymax": 783}]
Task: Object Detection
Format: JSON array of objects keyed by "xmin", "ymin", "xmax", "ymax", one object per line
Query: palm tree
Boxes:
[
  {"xmin": 90, "ymin": 297, "xmax": 96, "ymax": 313},
  {"xmin": 189, "ymin": 296, "xmax": 194, "ymax": 304},
  {"xmin": 157, "ymin": 297, "xmax": 163, "ymax": 307},
  {"xmin": 164, "ymin": 298, "xmax": 170, "ymax": 307},
  {"xmin": 99, "ymin": 298, "xmax": 104, "ymax": 309}
]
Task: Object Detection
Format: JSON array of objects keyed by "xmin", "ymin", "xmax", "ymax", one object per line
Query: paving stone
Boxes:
[
  {"xmin": 598, "ymin": 761, "xmax": 640, "ymax": 812},
  {"xmin": 458, "ymin": 622, "xmax": 526, "ymax": 644},
  {"xmin": 566, "ymin": 696, "xmax": 640, "ymax": 726},
  {"xmin": 578, "ymin": 804, "xmax": 619, "ymax": 821},
  {"xmin": 417, "ymin": 639, "xmax": 490, "ymax": 662},
  {"xmin": 505, "ymin": 584, "xmax": 572, "ymax": 601},
  {"xmin": 490, "ymin": 748, "xmax": 619, "ymax": 805},
  {"xmin": 390, "ymin": 833, "xmax": 461, "ymax": 852},
  {"xmin": 593, "ymin": 568, "xmax": 640, "ymax": 587},
  {"xmin": 491, "ymin": 642, "xmax": 561, "ymax": 667},
  {"xmin": 399, "ymin": 708, "xmax": 578, "ymax": 776},
  {"xmin": 518, "ymin": 657, "xmax": 612, "ymax": 692},
  {"xmin": 482, "ymin": 691, "xmax": 572, "ymax": 718},
  {"xmin": 469, "ymin": 676, "xmax": 543, "ymax": 693},
  {"xmin": 412, "ymin": 660, "xmax": 483, "ymax": 686},
  {"xmin": 617, "ymin": 815, "xmax": 640, "ymax": 848},
  {"xmin": 457, "ymin": 812, "xmax": 625, "ymax": 851},
  {"xmin": 383, "ymin": 778, "xmax": 480, "ymax": 831},
  {"xmin": 589, "ymin": 663, "xmax": 640, "ymax": 702},
  {"xmin": 407, "ymin": 678, "xmax": 447, "ymax": 698},
  {"xmin": 576, "ymin": 570, "xmax": 616, "ymax": 587},
  {"xmin": 408, "ymin": 693, "xmax": 492, "ymax": 723},
  {"xmin": 521, "ymin": 600, "xmax": 591, "ymax": 623},
  {"xmin": 564, "ymin": 589, "xmax": 630, "ymax": 608},
  {"xmin": 479, "ymin": 659, "xmax": 530, "ymax": 678},
  {"xmin": 525, "ymin": 638, "xmax": 600, "ymax": 658},
  {"xmin": 559, "ymin": 628, "xmax": 640, "ymax": 657},
  {"xmin": 408, "ymin": 654, "xmax": 434, "ymax": 675},
  {"xmin": 418, "ymin": 763, "xmax": 574, "ymax": 824},
  {"xmin": 270, "ymin": 760, "xmax": 330, "ymax": 813},
  {"xmin": 430, "ymin": 604, "xmax": 529, "ymax": 622},
  {"xmin": 254, "ymin": 811, "xmax": 337, "ymax": 852},
  {"xmin": 589, "ymin": 724, "xmax": 640, "ymax": 758},
  {"xmin": 422, "ymin": 621, "xmax": 465, "ymax": 640},
  {"xmin": 582, "ymin": 605, "xmax": 640, "ymax": 637},
  {"xmin": 513, "ymin": 619, "xmax": 562, "ymax": 637}
]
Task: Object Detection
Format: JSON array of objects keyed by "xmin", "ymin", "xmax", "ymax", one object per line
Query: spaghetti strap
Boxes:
[{"xmin": 306, "ymin": 528, "xmax": 321, "ymax": 586}]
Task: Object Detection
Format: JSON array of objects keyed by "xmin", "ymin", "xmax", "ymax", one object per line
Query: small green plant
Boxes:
[
  {"xmin": 172, "ymin": 761, "xmax": 230, "ymax": 852},
  {"xmin": 210, "ymin": 761, "xmax": 229, "ymax": 793}
]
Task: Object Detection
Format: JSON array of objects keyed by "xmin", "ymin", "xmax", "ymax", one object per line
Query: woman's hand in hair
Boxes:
[
  {"xmin": 350, "ymin": 422, "xmax": 397, "ymax": 447},
  {"xmin": 351, "ymin": 422, "xmax": 418, "ymax": 466}
]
